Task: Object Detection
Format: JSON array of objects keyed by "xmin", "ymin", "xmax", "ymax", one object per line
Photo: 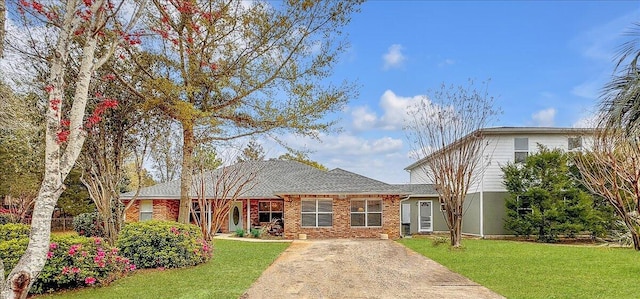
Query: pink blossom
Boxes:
[
  {"xmin": 68, "ymin": 244, "xmax": 81, "ymax": 256},
  {"xmin": 49, "ymin": 242, "xmax": 58, "ymax": 250},
  {"xmin": 81, "ymin": 251, "xmax": 88, "ymax": 257},
  {"xmin": 84, "ymin": 277, "xmax": 96, "ymax": 285},
  {"xmin": 94, "ymin": 238, "xmax": 101, "ymax": 245},
  {"xmin": 72, "ymin": 267, "xmax": 80, "ymax": 274},
  {"xmin": 46, "ymin": 251, "xmax": 53, "ymax": 259},
  {"xmin": 61, "ymin": 266, "xmax": 69, "ymax": 275},
  {"xmin": 128, "ymin": 264, "xmax": 136, "ymax": 271}
]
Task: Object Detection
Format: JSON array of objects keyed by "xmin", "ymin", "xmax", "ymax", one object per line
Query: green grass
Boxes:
[
  {"xmin": 398, "ymin": 238, "xmax": 640, "ymax": 299},
  {"xmin": 36, "ymin": 239, "xmax": 289, "ymax": 299}
]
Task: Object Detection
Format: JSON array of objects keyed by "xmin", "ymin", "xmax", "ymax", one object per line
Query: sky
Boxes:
[
  {"xmin": 3, "ymin": 1, "xmax": 639, "ymax": 185},
  {"xmin": 256, "ymin": 1, "xmax": 640, "ymax": 184}
]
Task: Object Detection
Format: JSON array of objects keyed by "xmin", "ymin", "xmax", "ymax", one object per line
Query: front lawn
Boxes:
[
  {"xmin": 36, "ymin": 239, "xmax": 289, "ymax": 299},
  {"xmin": 399, "ymin": 238, "xmax": 640, "ymax": 299}
]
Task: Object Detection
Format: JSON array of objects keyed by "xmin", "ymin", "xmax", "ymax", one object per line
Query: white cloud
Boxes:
[
  {"xmin": 572, "ymin": 11, "xmax": 637, "ymax": 62},
  {"xmin": 257, "ymin": 132, "xmax": 411, "ymax": 183},
  {"xmin": 531, "ymin": 108, "xmax": 556, "ymax": 127},
  {"xmin": 379, "ymin": 90, "xmax": 426, "ymax": 130},
  {"xmin": 570, "ymin": 10, "xmax": 639, "ymax": 100},
  {"xmin": 571, "ymin": 75, "xmax": 606, "ymax": 99},
  {"xmin": 351, "ymin": 106, "xmax": 378, "ymax": 131},
  {"xmin": 382, "ymin": 44, "xmax": 406, "ymax": 70},
  {"xmin": 351, "ymin": 90, "xmax": 428, "ymax": 131}
]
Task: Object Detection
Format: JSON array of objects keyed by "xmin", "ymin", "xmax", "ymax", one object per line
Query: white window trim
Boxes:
[
  {"xmin": 301, "ymin": 198, "xmax": 333, "ymax": 228},
  {"xmin": 418, "ymin": 200, "xmax": 433, "ymax": 232},
  {"xmin": 139, "ymin": 200, "xmax": 153, "ymax": 221},
  {"xmin": 350, "ymin": 198, "xmax": 383, "ymax": 228},
  {"xmin": 514, "ymin": 137, "xmax": 529, "ymax": 163}
]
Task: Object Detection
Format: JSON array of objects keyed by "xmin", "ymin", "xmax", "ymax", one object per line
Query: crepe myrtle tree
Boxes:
[
  {"xmin": 192, "ymin": 158, "xmax": 259, "ymax": 242},
  {"xmin": 0, "ymin": 0, "xmax": 144, "ymax": 297},
  {"xmin": 119, "ymin": 0, "xmax": 363, "ymax": 223},
  {"xmin": 405, "ymin": 80, "xmax": 500, "ymax": 248}
]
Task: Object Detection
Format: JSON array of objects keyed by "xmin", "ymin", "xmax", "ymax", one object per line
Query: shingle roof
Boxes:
[
  {"xmin": 275, "ymin": 168, "xmax": 407, "ymax": 195},
  {"xmin": 121, "ymin": 160, "xmax": 412, "ymax": 200}
]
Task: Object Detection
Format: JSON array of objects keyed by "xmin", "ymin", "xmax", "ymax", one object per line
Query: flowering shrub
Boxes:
[
  {"xmin": 117, "ymin": 220, "xmax": 212, "ymax": 269},
  {"xmin": 0, "ymin": 223, "xmax": 30, "ymax": 241},
  {"xmin": 0, "ymin": 233, "xmax": 134, "ymax": 294},
  {"xmin": 73, "ymin": 212, "xmax": 105, "ymax": 237}
]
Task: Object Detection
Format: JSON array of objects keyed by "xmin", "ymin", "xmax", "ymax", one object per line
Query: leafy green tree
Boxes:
[
  {"xmin": 125, "ymin": 0, "xmax": 362, "ymax": 223},
  {"xmin": 236, "ymin": 140, "xmax": 266, "ymax": 163},
  {"xmin": 57, "ymin": 168, "xmax": 94, "ymax": 217},
  {"xmin": 503, "ymin": 145, "xmax": 612, "ymax": 242},
  {"xmin": 278, "ymin": 152, "xmax": 327, "ymax": 171},
  {"xmin": 122, "ymin": 163, "xmax": 156, "ymax": 193},
  {"xmin": 0, "ymin": 86, "xmax": 43, "ymax": 221}
]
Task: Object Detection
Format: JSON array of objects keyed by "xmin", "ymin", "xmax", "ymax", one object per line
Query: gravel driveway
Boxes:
[{"xmin": 241, "ymin": 239, "xmax": 503, "ymax": 299}]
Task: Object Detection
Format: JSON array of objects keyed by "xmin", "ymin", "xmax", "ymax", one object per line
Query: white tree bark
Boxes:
[{"xmin": 0, "ymin": 0, "xmax": 142, "ymax": 295}]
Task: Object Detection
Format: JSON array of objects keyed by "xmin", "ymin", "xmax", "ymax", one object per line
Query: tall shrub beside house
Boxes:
[{"xmin": 503, "ymin": 146, "xmax": 614, "ymax": 242}]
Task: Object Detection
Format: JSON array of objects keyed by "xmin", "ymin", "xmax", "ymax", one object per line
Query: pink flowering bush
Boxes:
[
  {"xmin": 0, "ymin": 231, "xmax": 135, "ymax": 294},
  {"xmin": 117, "ymin": 220, "xmax": 212, "ymax": 269}
]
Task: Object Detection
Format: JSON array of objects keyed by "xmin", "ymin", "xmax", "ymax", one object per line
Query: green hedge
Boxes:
[
  {"xmin": 0, "ymin": 223, "xmax": 30, "ymax": 242},
  {"xmin": 117, "ymin": 220, "xmax": 212, "ymax": 269}
]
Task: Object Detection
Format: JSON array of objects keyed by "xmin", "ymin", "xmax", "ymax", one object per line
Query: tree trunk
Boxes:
[
  {"xmin": 1, "ymin": 2, "xmax": 100, "ymax": 295},
  {"xmin": 622, "ymin": 215, "xmax": 640, "ymax": 251},
  {"xmin": 178, "ymin": 121, "xmax": 195, "ymax": 223},
  {"xmin": 450, "ymin": 211, "xmax": 463, "ymax": 248},
  {"xmin": 1, "ymin": 177, "xmax": 64, "ymax": 299}
]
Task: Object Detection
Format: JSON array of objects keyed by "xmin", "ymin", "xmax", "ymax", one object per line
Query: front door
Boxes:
[
  {"xmin": 229, "ymin": 202, "xmax": 243, "ymax": 232},
  {"xmin": 418, "ymin": 201, "xmax": 432, "ymax": 232}
]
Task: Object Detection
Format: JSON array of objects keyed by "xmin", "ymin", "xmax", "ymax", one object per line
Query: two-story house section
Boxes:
[{"xmin": 401, "ymin": 127, "xmax": 595, "ymax": 237}]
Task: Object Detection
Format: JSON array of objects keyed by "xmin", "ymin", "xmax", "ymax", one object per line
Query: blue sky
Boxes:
[{"xmin": 260, "ymin": 1, "xmax": 640, "ymax": 184}]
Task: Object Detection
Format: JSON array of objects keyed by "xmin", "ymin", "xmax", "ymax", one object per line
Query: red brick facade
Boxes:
[
  {"xmin": 123, "ymin": 199, "xmax": 179, "ymax": 222},
  {"xmin": 282, "ymin": 194, "xmax": 401, "ymax": 240},
  {"xmin": 123, "ymin": 195, "xmax": 401, "ymax": 240}
]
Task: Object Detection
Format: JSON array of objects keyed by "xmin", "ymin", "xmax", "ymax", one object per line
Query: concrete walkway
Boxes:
[{"xmin": 241, "ymin": 239, "xmax": 504, "ymax": 299}]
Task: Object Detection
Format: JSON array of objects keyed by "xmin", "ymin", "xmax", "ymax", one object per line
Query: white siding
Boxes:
[
  {"xmin": 479, "ymin": 133, "xmax": 591, "ymax": 192},
  {"xmin": 408, "ymin": 130, "xmax": 593, "ymax": 192},
  {"xmin": 409, "ymin": 166, "xmax": 433, "ymax": 184}
]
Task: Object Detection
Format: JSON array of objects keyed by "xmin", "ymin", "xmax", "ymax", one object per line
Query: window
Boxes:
[
  {"xmin": 514, "ymin": 137, "xmax": 529, "ymax": 163},
  {"xmin": 351, "ymin": 199, "xmax": 382, "ymax": 227},
  {"xmin": 568, "ymin": 136, "xmax": 582, "ymax": 151},
  {"xmin": 139, "ymin": 200, "xmax": 153, "ymax": 221},
  {"xmin": 258, "ymin": 200, "xmax": 283, "ymax": 222},
  {"xmin": 301, "ymin": 199, "xmax": 332, "ymax": 227}
]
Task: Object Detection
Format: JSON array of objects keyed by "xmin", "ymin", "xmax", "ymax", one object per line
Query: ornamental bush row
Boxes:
[
  {"xmin": 0, "ymin": 220, "xmax": 211, "ymax": 294},
  {"xmin": 0, "ymin": 224, "xmax": 133, "ymax": 294}
]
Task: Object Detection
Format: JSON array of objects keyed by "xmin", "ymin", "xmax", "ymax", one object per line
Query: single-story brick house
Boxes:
[{"xmin": 121, "ymin": 160, "xmax": 409, "ymax": 239}]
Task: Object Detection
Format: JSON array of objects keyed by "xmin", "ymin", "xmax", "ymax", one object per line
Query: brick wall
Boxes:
[
  {"xmin": 283, "ymin": 194, "xmax": 401, "ymax": 240},
  {"xmin": 123, "ymin": 199, "xmax": 179, "ymax": 222}
]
